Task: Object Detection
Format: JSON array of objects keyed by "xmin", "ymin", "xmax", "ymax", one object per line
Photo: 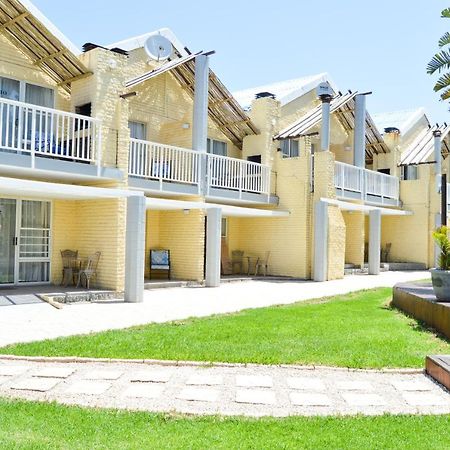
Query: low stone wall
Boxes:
[{"xmin": 392, "ymin": 282, "xmax": 450, "ymax": 340}]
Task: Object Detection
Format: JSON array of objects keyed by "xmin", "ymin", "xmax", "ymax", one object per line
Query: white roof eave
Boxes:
[
  {"xmin": 145, "ymin": 197, "xmax": 289, "ymax": 218},
  {"xmin": 321, "ymin": 198, "xmax": 412, "ymax": 216}
]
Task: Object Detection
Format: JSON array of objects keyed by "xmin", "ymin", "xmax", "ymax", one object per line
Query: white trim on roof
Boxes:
[
  {"xmin": 106, "ymin": 27, "xmax": 188, "ymax": 56},
  {"xmin": 145, "ymin": 197, "xmax": 289, "ymax": 217},
  {"xmin": 321, "ymin": 198, "xmax": 412, "ymax": 216},
  {"xmin": 232, "ymin": 73, "xmax": 337, "ymax": 109},
  {"xmin": 20, "ymin": 0, "xmax": 82, "ymax": 55},
  {"xmin": 0, "ymin": 176, "xmax": 142, "ymax": 200}
]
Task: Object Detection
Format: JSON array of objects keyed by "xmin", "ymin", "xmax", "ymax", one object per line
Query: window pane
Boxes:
[
  {"xmin": 280, "ymin": 140, "xmax": 289, "ymax": 156},
  {"xmin": 25, "ymin": 83, "xmax": 54, "ymax": 108},
  {"xmin": 0, "ymin": 77, "xmax": 20, "ymax": 101},
  {"xmin": 129, "ymin": 121, "xmax": 146, "ymax": 140},
  {"xmin": 213, "ymin": 140, "xmax": 227, "ymax": 156},
  {"xmin": 291, "ymin": 140, "xmax": 299, "ymax": 157}
]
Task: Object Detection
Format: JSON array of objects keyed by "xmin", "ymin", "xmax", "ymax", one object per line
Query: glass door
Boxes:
[
  {"xmin": 18, "ymin": 200, "xmax": 51, "ymax": 283},
  {"xmin": 0, "ymin": 199, "xmax": 17, "ymax": 285},
  {"xmin": 0, "ymin": 77, "xmax": 20, "ymax": 152}
]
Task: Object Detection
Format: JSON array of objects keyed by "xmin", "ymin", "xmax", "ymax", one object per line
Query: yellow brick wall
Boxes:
[
  {"xmin": 343, "ymin": 211, "xmax": 365, "ymax": 267},
  {"xmin": 145, "ymin": 209, "xmax": 205, "ymax": 281},
  {"xmin": 327, "ymin": 204, "xmax": 346, "ymax": 279},
  {"xmin": 51, "ymin": 199, "xmax": 126, "ymax": 291}
]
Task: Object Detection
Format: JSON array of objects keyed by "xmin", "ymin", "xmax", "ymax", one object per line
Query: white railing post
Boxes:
[
  {"xmin": 96, "ymin": 122, "xmax": 102, "ymax": 177},
  {"xmin": 239, "ymin": 160, "xmax": 244, "ymax": 199},
  {"xmin": 30, "ymin": 106, "xmax": 36, "ymax": 169}
]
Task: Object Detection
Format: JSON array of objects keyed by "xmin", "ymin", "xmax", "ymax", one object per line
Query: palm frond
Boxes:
[
  {"xmin": 433, "ymin": 226, "xmax": 450, "ymax": 269},
  {"xmin": 439, "ymin": 31, "xmax": 450, "ymax": 48},
  {"xmin": 434, "ymin": 73, "xmax": 450, "ymax": 92},
  {"xmin": 440, "ymin": 86, "xmax": 450, "ymax": 100},
  {"xmin": 427, "ymin": 50, "xmax": 450, "ymax": 74},
  {"xmin": 442, "ymin": 7, "xmax": 450, "ymax": 18}
]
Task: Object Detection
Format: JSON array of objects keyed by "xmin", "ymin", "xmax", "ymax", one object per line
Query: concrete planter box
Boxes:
[{"xmin": 430, "ymin": 269, "xmax": 450, "ymax": 302}]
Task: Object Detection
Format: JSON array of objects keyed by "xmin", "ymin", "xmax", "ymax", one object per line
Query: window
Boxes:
[
  {"xmin": 280, "ymin": 139, "xmax": 299, "ymax": 158},
  {"xmin": 207, "ymin": 138, "xmax": 227, "ymax": 156},
  {"xmin": 221, "ymin": 218, "xmax": 227, "ymax": 238},
  {"xmin": 25, "ymin": 83, "xmax": 54, "ymax": 108},
  {"xmin": 377, "ymin": 168, "xmax": 391, "ymax": 175},
  {"xmin": 129, "ymin": 121, "xmax": 147, "ymax": 140},
  {"xmin": 401, "ymin": 165, "xmax": 418, "ymax": 181},
  {"xmin": 75, "ymin": 103, "xmax": 92, "ymax": 117}
]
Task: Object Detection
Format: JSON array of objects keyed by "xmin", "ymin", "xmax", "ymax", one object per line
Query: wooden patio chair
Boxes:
[
  {"xmin": 149, "ymin": 249, "xmax": 171, "ymax": 280},
  {"xmin": 60, "ymin": 249, "xmax": 78, "ymax": 286},
  {"xmin": 77, "ymin": 251, "xmax": 101, "ymax": 289},
  {"xmin": 231, "ymin": 250, "xmax": 244, "ymax": 274},
  {"xmin": 255, "ymin": 251, "xmax": 270, "ymax": 276}
]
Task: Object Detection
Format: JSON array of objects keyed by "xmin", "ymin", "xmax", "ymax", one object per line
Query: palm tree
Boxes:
[{"xmin": 428, "ymin": 8, "xmax": 450, "ymax": 100}]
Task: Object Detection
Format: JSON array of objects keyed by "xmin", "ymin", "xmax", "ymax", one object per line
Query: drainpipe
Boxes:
[
  {"xmin": 433, "ymin": 128, "xmax": 442, "ymax": 194},
  {"xmin": 353, "ymin": 93, "xmax": 371, "ymax": 168},
  {"xmin": 192, "ymin": 54, "xmax": 210, "ymax": 195}
]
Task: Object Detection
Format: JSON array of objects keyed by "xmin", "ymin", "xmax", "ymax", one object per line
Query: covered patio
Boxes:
[{"xmin": 313, "ymin": 198, "xmax": 412, "ymax": 281}]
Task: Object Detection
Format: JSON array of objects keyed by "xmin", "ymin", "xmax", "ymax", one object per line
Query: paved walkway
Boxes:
[
  {"xmin": 0, "ymin": 271, "xmax": 429, "ymax": 347},
  {"xmin": 0, "ymin": 357, "xmax": 449, "ymax": 417}
]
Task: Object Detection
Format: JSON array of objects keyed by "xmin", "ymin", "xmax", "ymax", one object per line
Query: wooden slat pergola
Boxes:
[
  {"xmin": 0, "ymin": 0, "xmax": 91, "ymax": 91},
  {"xmin": 275, "ymin": 91, "xmax": 389, "ymax": 164},
  {"xmin": 125, "ymin": 53, "xmax": 259, "ymax": 149}
]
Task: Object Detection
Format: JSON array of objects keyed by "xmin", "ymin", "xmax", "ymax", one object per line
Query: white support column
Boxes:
[
  {"xmin": 368, "ymin": 209, "xmax": 381, "ymax": 275},
  {"xmin": 192, "ymin": 54, "xmax": 209, "ymax": 195},
  {"xmin": 433, "ymin": 129, "xmax": 442, "ymax": 193},
  {"xmin": 353, "ymin": 94, "xmax": 366, "ymax": 168},
  {"xmin": 205, "ymin": 207, "xmax": 222, "ymax": 287},
  {"xmin": 313, "ymin": 200, "xmax": 328, "ymax": 281},
  {"xmin": 125, "ymin": 195, "xmax": 146, "ymax": 303},
  {"xmin": 320, "ymin": 96, "xmax": 332, "ymax": 152}
]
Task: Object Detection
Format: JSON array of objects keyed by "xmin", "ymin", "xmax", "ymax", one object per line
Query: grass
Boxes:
[
  {"xmin": 0, "ymin": 399, "xmax": 449, "ymax": 450},
  {"xmin": 3, "ymin": 288, "xmax": 449, "ymax": 368}
]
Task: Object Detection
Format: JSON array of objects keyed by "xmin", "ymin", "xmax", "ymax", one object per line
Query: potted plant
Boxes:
[{"xmin": 431, "ymin": 226, "xmax": 450, "ymax": 302}]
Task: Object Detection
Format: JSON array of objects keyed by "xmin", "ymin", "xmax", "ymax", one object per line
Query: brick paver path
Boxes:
[{"xmin": 0, "ymin": 357, "xmax": 449, "ymax": 417}]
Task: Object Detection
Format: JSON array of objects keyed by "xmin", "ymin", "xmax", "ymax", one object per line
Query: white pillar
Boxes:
[
  {"xmin": 433, "ymin": 129, "xmax": 442, "ymax": 193},
  {"xmin": 353, "ymin": 94, "xmax": 366, "ymax": 168},
  {"xmin": 205, "ymin": 207, "xmax": 222, "ymax": 287},
  {"xmin": 192, "ymin": 54, "xmax": 209, "ymax": 195},
  {"xmin": 125, "ymin": 196, "xmax": 146, "ymax": 303},
  {"xmin": 320, "ymin": 96, "xmax": 332, "ymax": 152},
  {"xmin": 313, "ymin": 200, "xmax": 328, "ymax": 281},
  {"xmin": 368, "ymin": 209, "xmax": 381, "ymax": 275}
]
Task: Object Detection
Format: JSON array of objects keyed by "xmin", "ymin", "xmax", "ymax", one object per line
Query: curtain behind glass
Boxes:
[
  {"xmin": 129, "ymin": 121, "xmax": 146, "ymax": 140},
  {"xmin": 24, "ymin": 84, "xmax": 54, "ymax": 108}
]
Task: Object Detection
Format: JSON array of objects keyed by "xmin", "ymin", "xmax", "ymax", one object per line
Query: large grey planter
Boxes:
[{"xmin": 430, "ymin": 269, "xmax": 450, "ymax": 302}]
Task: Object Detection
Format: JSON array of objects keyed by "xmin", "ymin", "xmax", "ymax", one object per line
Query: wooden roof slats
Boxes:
[
  {"xmin": 0, "ymin": 0, "xmax": 91, "ymax": 91},
  {"xmin": 400, "ymin": 124, "xmax": 450, "ymax": 166},
  {"xmin": 275, "ymin": 91, "xmax": 389, "ymax": 163},
  {"xmin": 126, "ymin": 54, "xmax": 258, "ymax": 149}
]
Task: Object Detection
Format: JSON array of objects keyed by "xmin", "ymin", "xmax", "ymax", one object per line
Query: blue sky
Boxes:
[{"xmin": 34, "ymin": 0, "xmax": 450, "ymax": 123}]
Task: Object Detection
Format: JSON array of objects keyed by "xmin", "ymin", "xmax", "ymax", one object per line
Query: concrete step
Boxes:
[
  {"xmin": 144, "ymin": 280, "xmax": 202, "ymax": 290},
  {"xmin": 42, "ymin": 290, "xmax": 122, "ymax": 304}
]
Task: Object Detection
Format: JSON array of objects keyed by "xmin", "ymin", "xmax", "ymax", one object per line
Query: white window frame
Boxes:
[
  {"xmin": 0, "ymin": 75, "xmax": 55, "ymax": 108},
  {"xmin": 280, "ymin": 139, "xmax": 299, "ymax": 158},
  {"xmin": 400, "ymin": 165, "xmax": 418, "ymax": 181},
  {"xmin": 128, "ymin": 120, "xmax": 147, "ymax": 140},
  {"xmin": 207, "ymin": 138, "xmax": 228, "ymax": 156}
]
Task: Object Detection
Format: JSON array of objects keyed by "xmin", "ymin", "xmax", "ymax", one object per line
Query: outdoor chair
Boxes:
[
  {"xmin": 149, "ymin": 249, "xmax": 171, "ymax": 279},
  {"xmin": 231, "ymin": 250, "xmax": 244, "ymax": 274},
  {"xmin": 381, "ymin": 243, "xmax": 392, "ymax": 263},
  {"xmin": 255, "ymin": 251, "xmax": 270, "ymax": 276},
  {"xmin": 76, "ymin": 251, "xmax": 101, "ymax": 289},
  {"xmin": 60, "ymin": 249, "xmax": 78, "ymax": 286}
]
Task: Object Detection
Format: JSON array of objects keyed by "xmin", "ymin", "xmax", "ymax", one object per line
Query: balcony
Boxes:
[
  {"xmin": 334, "ymin": 161, "xmax": 400, "ymax": 206},
  {"xmin": 0, "ymin": 97, "xmax": 121, "ymax": 181},
  {"xmin": 128, "ymin": 139, "xmax": 276, "ymax": 204}
]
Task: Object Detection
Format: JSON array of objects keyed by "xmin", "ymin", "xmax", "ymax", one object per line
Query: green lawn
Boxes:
[
  {"xmin": 0, "ymin": 399, "xmax": 449, "ymax": 450},
  {"xmin": 2, "ymin": 288, "xmax": 449, "ymax": 368}
]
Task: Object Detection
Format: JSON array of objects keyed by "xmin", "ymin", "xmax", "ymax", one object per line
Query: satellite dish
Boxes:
[{"xmin": 144, "ymin": 35, "xmax": 172, "ymax": 61}]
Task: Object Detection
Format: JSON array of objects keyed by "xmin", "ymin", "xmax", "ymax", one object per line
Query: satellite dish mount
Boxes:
[{"xmin": 144, "ymin": 35, "xmax": 172, "ymax": 62}]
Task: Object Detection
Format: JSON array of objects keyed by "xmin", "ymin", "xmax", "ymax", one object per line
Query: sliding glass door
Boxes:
[{"xmin": 0, "ymin": 199, "xmax": 51, "ymax": 285}]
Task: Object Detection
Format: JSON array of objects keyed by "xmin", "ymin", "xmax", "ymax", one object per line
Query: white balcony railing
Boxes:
[
  {"xmin": 335, "ymin": 161, "xmax": 399, "ymax": 204},
  {"xmin": 207, "ymin": 153, "xmax": 271, "ymax": 196},
  {"xmin": 0, "ymin": 97, "xmax": 102, "ymax": 171},
  {"xmin": 128, "ymin": 140, "xmax": 271, "ymax": 198},
  {"xmin": 129, "ymin": 139, "xmax": 201, "ymax": 188}
]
